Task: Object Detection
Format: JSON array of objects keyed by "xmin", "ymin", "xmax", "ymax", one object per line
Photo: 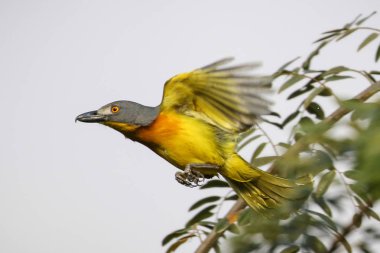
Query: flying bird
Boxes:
[{"xmin": 76, "ymin": 58, "xmax": 311, "ymax": 216}]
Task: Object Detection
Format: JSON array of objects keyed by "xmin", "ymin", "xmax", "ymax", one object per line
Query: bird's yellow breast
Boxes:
[{"xmin": 135, "ymin": 112, "xmax": 228, "ymax": 171}]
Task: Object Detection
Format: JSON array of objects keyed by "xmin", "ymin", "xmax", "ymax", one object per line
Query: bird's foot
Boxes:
[{"xmin": 175, "ymin": 163, "xmax": 219, "ymax": 188}]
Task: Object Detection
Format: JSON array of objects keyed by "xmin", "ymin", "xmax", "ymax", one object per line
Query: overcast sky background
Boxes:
[{"xmin": 1, "ymin": 1, "xmax": 379, "ymax": 252}]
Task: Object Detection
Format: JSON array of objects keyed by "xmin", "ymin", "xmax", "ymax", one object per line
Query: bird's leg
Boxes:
[{"xmin": 175, "ymin": 163, "xmax": 220, "ymax": 188}]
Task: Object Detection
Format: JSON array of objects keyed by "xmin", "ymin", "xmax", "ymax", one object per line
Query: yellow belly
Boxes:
[{"xmin": 136, "ymin": 112, "xmax": 229, "ymax": 172}]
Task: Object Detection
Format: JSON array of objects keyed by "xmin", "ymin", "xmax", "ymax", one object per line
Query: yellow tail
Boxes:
[{"xmin": 222, "ymin": 154, "xmax": 312, "ymax": 218}]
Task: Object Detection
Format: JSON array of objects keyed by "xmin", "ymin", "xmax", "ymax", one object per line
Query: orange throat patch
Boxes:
[{"xmin": 135, "ymin": 112, "xmax": 181, "ymax": 145}]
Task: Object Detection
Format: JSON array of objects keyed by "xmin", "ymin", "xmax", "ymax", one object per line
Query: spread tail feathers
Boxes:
[{"xmin": 223, "ymin": 155, "xmax": 313, "ymax": 218}]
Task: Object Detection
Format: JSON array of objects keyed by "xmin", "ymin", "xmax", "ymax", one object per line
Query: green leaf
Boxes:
[
  {"xmin": 350, "ymin": 184, "xmax": 371, "ymax": 204},
  {"xmin": 279, "ymin": 74, "xmax": 305, "ymax": 93},
  {"xmin": 337, "ymin": 234, "xmax": 352, "ymax": 253},
  {"xmin": 251, "ymin": 156, "xmax": 278, "ymax": 167},
  {"xmin": 322, "ymin": 66, "xmax": 349, "ymax": 77},
  {"xmin": 312, "ymin": 194, "xmax": 332, "ymax": 217},
  {"xmin": 227, "ymin": 224, "xmax": 240, "ymax": 234},
  {"xmin": 198, "ymin": 221, "xmax": 216, "ymax": 230},
  {"xmin": 304, "ymin": 87, "xmax": 324, "ymax": 109},
  {"xmin": 358, "ymin": 33, "xmax": 379, "ymax": 51},
  {"xmin": 352, "ymin": 213, "xmax": 362, "ymax": 227},
  {"xmin": 306, "ymin": 102, "xmax": 325, "ymax": 119},
  {"xmin": 363, "ymin": 206, "xmax": 380, "ymax": 221},
  {"xmin": 262, "ymin": 119, "xmax": 283, "ymax": 129},
  {"xmin": 316, "ymin": 171, "xmax": 336, "ymax": 198},
  {"xmin": 188, "ymin": 196, "xmax": 220, "ymax": 211},
  {"xmin": 215, "ymin": 218, "xmax": 230, "ymax": 233},
  {"xmin": 162, "ymin": 228, "xmax": 189, "ymax": 246},
  {"xmin": 344, "ymin": 14, "xmax": 361, "ymax": 29},
  {"xmin": 325, "ymin": 75, "xmax": 353, "ymax": 82},
  {"xmin": 287, "ymin": 84, "xmax": 314, "ymax": 100},
  {"xmin": 166, "ymin": 235, "xmax": 195, "ymax": 253},
  {"xmin": 362, "ymin": 71, "xmax": 377, "ymax": 83},
  {"xmin": 376, "ymin": 43, "xmax": 380, "ymax": 62},
  {"xmin": 322, "ymin": 28, "xmax": 347, "ymax": 34},
  {"xmin": 314, "ymin": 33, "xmax": 337, "ymax": 43},
  {"xmin": 305, "ymin": 235, "xmax": 328, "ymax": 253},
  {"xmin": 237, "ymin": 135, "xmax": 262, "ymax": 152},
  {"xmin": 278, "ymin": 142, "xmax": 291, "ymax": 149},
  {"xmin": 200, "ymin": 180, "xmax": 229, "ymax": 189},
  {"xmin": 344, "ymin": 170, "xmax": 359, "ymax": 180},
  {"xmin": 282, "ymin": 111, "xmax": 300, "ymax": 127},
  {"xmin": 225, "ymin": 194, "xmax": 239, "ymax": 201},
  {"xmin": 298, "ymin": 117, "xmax": 315, "ymax": 133},
  {"xmin": 276, "ymin": 57, "xmax": 300, "ymax": 73},
  {"xmin": 237, "ymin": 127, "xmax": 256, "ymax": 142},
  {"xmin": 269, "ymin": 111, "xmax": 281, "ymax": 118},
  {"xmin": 370, "ymin": 70, "xmax": 380, "ymax": 75},
  {"xmin": 280, "ymin": 245, "xmax": 300, "ymax": 253},
  {"xmin": 309, "ymin": 150, "xmax": 333, "ymax": 173},
  {"xmin": 250, "ymin": 143, "xmax": 267, "ymax": 163},
  {"xmin": 238, "ymin": 208, "xmax": 253, "ymax": 226},
  {"xmin": 319, "ymin": 87, "xmax": 333, "ymax": 97},
  {"xmin": 302, "ymin": 41, "xmax": 328, "ymax": 70},
  {"xmin": 337, "ymin": 29, "xmax": 357, "ymax": 41},
  {"xmin": 186, "ymin": 205, "xmax": 216, "ymax": 227},
  {"xmin": 356, "ymin": 11, "xmax": 377, "ymax": 25},
  {"xmin": 306, "ymin": 209, "xmax": 338, "ymax": 232}
]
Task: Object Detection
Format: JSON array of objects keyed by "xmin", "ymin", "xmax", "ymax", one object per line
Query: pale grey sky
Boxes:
[{"xmin": 0, "ymin": 1, "xmax": 379, "ymax": 252}]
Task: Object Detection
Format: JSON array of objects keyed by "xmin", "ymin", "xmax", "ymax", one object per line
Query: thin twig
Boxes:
[
  {"xmin": 327, "ymin": 208, "xmax": 366, "ymax": 253},
  {"xmin": 214, "ymin": 190, "xmax": 234, "ymax": 220},
  {"xmin": 256, "ymin": 122, "xmax": 279, "ymax": 156},
  {"xmin": 335, "ymin": 168, "xmax": 358, "ymax": 208},
  {"xmin": 357, "ymin": 27, "xmax": 380, "ymax": 33},
  {"xmin": 194, "ymin": 81, "xmax": 380, "ymax": 253}
]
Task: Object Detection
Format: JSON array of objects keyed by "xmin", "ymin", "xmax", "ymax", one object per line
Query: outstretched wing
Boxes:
[{"xmin": 160, "ymin": 58, "xmax": 272, "ymax": 132}]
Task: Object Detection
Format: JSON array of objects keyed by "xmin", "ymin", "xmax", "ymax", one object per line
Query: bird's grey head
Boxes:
[{"xmin": 76, "ymin": 100, "xmax": 160, "ymax": 126}]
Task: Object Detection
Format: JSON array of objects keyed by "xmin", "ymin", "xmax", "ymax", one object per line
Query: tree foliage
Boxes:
[{"xmin": 163, "ymin": 13, "xmax": 380, "ymax": 253}]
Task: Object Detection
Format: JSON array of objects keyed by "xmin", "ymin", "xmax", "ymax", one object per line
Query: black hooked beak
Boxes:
[{"xmin": 75, "ymin": 111, "xmax": 106, "ymax": 123}]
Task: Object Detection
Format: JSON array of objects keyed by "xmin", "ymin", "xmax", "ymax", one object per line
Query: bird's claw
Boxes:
[{"xmin": 175, "ymin": 165, "xmax": 205, "ymax": 188}]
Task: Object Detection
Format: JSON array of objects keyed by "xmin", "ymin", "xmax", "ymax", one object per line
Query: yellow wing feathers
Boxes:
[{"xmin": 161, "ymin": 58, "xmax": 272, "ymax": 133}]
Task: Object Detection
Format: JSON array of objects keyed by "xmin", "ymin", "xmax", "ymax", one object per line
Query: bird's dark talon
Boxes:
[
  {"xmin": 175, "ymin": 172, "xmax": 193, "ymax": 187},
  {"xmin": 175, "ymin": 164, "xmax": 207, "ymax": 188}
]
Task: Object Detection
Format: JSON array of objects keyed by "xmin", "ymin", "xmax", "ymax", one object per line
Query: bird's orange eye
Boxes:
[{"xmin": 111, "ymin": 106, "xmax": 120, "ymax": 113}]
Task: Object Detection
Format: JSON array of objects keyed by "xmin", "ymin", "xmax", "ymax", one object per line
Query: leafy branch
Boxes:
[
  {"xmin": 163, "ymin": 13, "xmax": 380, "ymax": 253},
  {"xmin": 194, "ymin": 80, "xmax": 380, "ymax": 253}
]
